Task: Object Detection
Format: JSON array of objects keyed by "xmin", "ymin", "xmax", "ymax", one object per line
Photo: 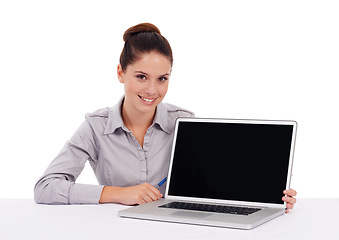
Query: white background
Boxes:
[{"xmin": 0, "ymin": 0, "xmax": 338, "ymax": 199}]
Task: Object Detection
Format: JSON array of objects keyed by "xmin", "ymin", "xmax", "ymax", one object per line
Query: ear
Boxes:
[{"xmin": 117, "ymin": 64, "xmax": 124, "ymax": 83}]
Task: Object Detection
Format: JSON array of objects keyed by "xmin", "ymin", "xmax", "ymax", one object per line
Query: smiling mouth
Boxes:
[{"xmin": 138, "ymin": 95, "xmax": 157, "ymax": 103}]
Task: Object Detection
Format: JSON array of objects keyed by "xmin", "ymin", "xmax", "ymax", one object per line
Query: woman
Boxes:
[{"xmin": 34, "ymin": 23, "xmax": 297, "ymax": 211}]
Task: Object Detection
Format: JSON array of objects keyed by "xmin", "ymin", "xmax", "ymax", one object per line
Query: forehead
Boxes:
[{"xmin": 126, "ymin": 52, "xmax": 172, "ymax": 75}]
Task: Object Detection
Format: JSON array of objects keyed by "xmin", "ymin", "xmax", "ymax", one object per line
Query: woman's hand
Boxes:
[
  {"xmin": 282, "ymin": 189, "xmax": 297, "ymax": 213},
  {"xmin": 99, "ymin": 183, "xmax": 163, "ymax": 205}
]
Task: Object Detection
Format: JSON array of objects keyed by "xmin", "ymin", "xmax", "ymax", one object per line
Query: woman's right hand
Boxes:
[{"xmin": 99, "ymin": 183, "xmax": 163, "ymax": 205}]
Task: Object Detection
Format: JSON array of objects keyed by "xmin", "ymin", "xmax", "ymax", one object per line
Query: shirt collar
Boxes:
[
  {"xmin": 104, "ymin": 96, "xmax": 128, "ymax": 134},
  {"xmin": 152, "ymin": 101, "xmax": 170, "ymax": 134},
  {"xmin": 104, "ymin": 96, "xmax": 170, "ymax": 135}
]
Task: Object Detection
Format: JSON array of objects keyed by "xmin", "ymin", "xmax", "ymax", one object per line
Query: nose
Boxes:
[{"xmin": 145, "ymin": 80, "xmax": 157, "ymax": 95}]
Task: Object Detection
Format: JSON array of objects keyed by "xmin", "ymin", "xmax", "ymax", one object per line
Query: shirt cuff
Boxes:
[{"xmin": 69, "ymin": 183, "xmax": 105, "ymax": 204}]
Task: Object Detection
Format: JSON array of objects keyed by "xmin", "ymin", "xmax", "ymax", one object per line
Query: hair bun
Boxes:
[{"xmin": 123, "ymin": 23, "xmax": 161, "ymax": 42}]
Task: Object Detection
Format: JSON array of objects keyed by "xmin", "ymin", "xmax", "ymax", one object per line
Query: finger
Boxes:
[
  {"xmin": 136, "ymin": 191, "xmax": 153, "ymax": 204},
  {"xmin": 145, "ymin": 190, "xmax": 160, "ymax": 202},
  {"xmin": 286, "ymin": 203, "xmax": 295, "ymax": 210},
  {"xmin": 282, "ymin": 196, "xmax": 297, "ymax": 204},
  {"xmin": 285, "ymin": 203, "xmax": 294, "ymax": 213},
  {"xmin": 141, "ymin": 194, "xmax": 153, "ymax": 203},
  {"xmin": 144, "ymin": 183, "xmax": 162, "ymax": 199},
  {"xmin": 283, "ymin": 189, "xmax": 297, "ymax": 197},
  {"xmin": 132, "ymin": 188, "xmax": 153, "ymax": 205},
  {"xmin": 140, "ymin": 184, "xmax": 162, "ymax": 202}
]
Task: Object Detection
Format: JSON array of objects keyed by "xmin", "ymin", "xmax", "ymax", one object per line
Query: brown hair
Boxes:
[{"xmin": 119, "ymin": 23, "xmax": 173, "ymax": 72}]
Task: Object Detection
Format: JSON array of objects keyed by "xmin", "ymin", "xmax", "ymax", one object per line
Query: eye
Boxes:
[
  {"xmin": 137, "ymin": 75, "xmax": 147, "ymax": 80},
  {"xmin": 158, "ymin": 77, "xmax": 168, "ymax": 82}
]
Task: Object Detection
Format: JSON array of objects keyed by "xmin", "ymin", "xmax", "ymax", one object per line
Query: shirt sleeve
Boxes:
[{"xmin": 34, "ymin": 120, "xmax": 104, "ymax": 204}]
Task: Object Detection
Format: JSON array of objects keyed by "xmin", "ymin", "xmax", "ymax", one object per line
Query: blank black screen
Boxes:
[{"xmin": 168, "ymin": 121, "xmax": 294, "ymax": 204}]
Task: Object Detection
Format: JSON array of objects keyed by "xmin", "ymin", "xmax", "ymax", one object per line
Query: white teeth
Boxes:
[{"xmin": 140, "ymin": 96, "xmax": 156, "ymax": 102}]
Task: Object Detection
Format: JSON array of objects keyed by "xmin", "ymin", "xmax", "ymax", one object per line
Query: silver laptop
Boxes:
[{"xmin": 119, "ymin": 118, "xmax": 297, "ymax": 230}]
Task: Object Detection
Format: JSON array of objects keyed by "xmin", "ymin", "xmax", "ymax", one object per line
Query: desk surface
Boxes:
[{"xmin": 0, "ymin": 198, "xmax": 338, "ymax": 240}]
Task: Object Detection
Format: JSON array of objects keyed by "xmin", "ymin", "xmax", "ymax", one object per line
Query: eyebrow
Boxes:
[{"xmin": 134, "ymin": 71, "xmax": 170, "ymax": 77}]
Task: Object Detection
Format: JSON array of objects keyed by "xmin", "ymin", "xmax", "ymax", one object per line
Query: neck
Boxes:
[{"xmin": 121, "ymin": 100, "xmax": 156, "ymax": 132}]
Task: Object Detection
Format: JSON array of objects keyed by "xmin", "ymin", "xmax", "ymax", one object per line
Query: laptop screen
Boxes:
[{"xmin": 167, "ymin": 119, "xmax": 296, "ymax": 205}]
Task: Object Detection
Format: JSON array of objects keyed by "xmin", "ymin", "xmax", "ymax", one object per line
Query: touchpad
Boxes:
[{"xmin": 170, "ymin": 211, "xmax": 212, "ymax": 218}]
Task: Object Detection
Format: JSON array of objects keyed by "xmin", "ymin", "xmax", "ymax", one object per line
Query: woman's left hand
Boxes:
[{"xmin": 282, "ymin": 189, "xmax": 297, "ymax": 213}]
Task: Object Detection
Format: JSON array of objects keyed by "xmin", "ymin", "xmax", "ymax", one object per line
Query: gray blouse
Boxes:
[{"xmin": 34, "ymin": 97, "xmax": 194, "ymax": 204}]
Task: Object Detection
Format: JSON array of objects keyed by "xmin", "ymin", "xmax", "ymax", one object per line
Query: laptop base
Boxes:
[{"xmin": 119, "ymin": 199, "xmax": 285, "ymax": 230}]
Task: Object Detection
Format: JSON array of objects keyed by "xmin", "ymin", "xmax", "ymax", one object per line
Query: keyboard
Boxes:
[{"xmin": 159, "ymin": 201, "xmax": 261, "ymax": 215}]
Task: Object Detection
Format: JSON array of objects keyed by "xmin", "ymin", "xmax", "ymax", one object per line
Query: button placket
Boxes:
[
  {"xmin": 140, "ymin": 153, "xmax": 147, "ymax": 184},
  {"xmin": 127, "ymin": 132, "xmax": 147, "ymax": 184},
  {"xmin": 142, "ymin": 127, "xmax": 154, "ymax": 180},
  {"xmin": 138, "ymin": 145, "xmax": 147, "ymax": 184}
]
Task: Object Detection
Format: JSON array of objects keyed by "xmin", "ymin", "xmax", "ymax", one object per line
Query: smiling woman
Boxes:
[{"xmin": 34, "ymin": 23, "xmax": 195, "ymax": 206}]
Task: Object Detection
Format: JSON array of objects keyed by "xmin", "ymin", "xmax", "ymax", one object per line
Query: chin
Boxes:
[{"xmin": 138, "ymin": 103, "xmax": 159, "ymax": 113}]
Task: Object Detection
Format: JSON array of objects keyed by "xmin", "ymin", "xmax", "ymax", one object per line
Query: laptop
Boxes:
[{"xmin": 119, "ymin": 118, "xmax": 297, "ymax": 230}]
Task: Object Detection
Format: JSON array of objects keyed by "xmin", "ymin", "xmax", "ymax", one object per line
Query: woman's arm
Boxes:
[
  {"xmin": 34, "ymin": 120, "xmax": 103, "ymax": 204},
  {"xmin": 99, "ymin": 183, "xmax": 163, "ymax": 205}
]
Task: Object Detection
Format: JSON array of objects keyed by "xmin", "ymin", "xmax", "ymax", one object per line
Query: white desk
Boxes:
[{"xmin": 0, "ymin": 199, "xmax": 338, "ymax": 240}]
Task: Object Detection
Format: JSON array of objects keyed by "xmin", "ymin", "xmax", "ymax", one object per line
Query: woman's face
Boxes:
[{"xmin": 118, "ymin": 51, "xmax": 171, "ymax": 115}]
